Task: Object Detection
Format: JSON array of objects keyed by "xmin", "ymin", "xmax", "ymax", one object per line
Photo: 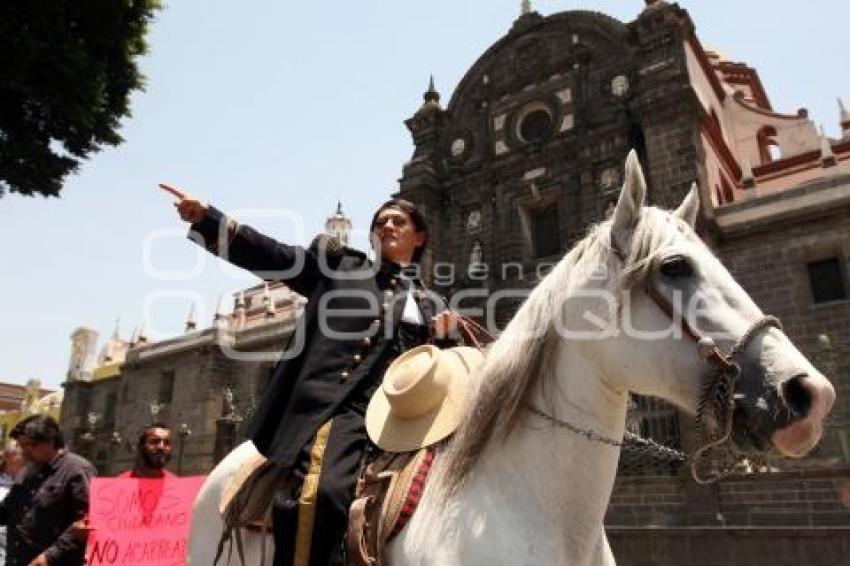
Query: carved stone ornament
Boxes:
[
  {"xmin": 87, "ymin": 412, "xmax": 99, "ymax": 427},
  {"xmin": 470, "ymin": 241, "xmax": 483, "ymax": 265},
  {"xmin": 611, "ymin": 75, "xmax": 629, "ymax": 97},
  {"xmin": 599, "ymin": 167, "xmax": 621, "ymax": 190},
  {"xmin": 556, "ymin": 88, "xmax": 572, "ymax": 104},
  {"xmin": 223, "ymin": 387, "xmax": 237, "ymax": 417},
  {"xmin": 493, "ymin": 114, "xmax": 507, "ymax": 131},
  {"xmin": 466, "ymin": 210, "xmax": 482, "ymax": 233}
]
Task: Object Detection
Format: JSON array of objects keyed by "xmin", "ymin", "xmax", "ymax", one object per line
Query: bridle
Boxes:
[
  {"xmin": 455, "ymin": 241, "xmax": 783, "ymax": 484},
  {"xmin": 642, "ymin": 281, "xmax": 782, "ymax": 483}
]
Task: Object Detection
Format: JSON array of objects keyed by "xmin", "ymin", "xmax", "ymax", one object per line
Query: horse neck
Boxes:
[{"xmin": 450, "ymin": 340, "xmax": 628, "ymax": 554}]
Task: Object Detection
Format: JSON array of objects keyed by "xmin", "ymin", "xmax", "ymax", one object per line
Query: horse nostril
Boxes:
[{"xmin": 781, "ymin": 374, "xmax": 813, "ymax": 419}]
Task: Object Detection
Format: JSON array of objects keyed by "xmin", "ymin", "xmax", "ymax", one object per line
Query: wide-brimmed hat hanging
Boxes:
[{"xmin": 366, "ymin": 345, "xmax": 485, "ymax": 452}]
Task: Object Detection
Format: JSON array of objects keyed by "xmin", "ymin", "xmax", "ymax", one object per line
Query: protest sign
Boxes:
[{"xmin": 86, "ymin": 475, "xmax": 206, "ymax": 566}]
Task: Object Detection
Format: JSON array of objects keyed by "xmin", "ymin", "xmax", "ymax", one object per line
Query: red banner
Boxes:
[{"xmin": 86, "ymin": 475, "xmax": 206, "ymax": 566}]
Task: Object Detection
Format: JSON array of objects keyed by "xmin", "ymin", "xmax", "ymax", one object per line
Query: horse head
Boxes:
[{"xmin": 599, "ymin": 150, "xmax": 835, "ymax": 464}]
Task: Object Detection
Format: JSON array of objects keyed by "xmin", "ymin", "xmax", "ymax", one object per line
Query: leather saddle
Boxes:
[
  {"xmin": 346, "ymin": 447, "xmax": 435, "ymax": 566},
  {"xmin": 219, "ymin": 445, "xmax": 436, "ymax": 565}
]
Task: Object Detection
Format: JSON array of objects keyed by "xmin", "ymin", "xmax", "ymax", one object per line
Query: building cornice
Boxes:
[
  {"xmin": 713, "ymin": 174, "xmax": 850, "ymax": 239},
  {"xmin": 124, "ymin": 312, "xmax": 300, "ymax": 366}
]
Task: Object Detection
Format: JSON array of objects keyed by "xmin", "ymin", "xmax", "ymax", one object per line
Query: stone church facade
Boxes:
[
  {"xmin": 60, "ymin": 1, "xmax": 849, "ymax": 563},
  {"xmin": 399, "ymin": 0, "xmax": 849, "ymax": 464},
  {"xmin": 401, "ymin": 1, "xmax": 850, "ymax": 562}
]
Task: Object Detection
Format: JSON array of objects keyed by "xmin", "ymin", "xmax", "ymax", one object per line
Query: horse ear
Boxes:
[
  {"xmin": 611, "ymin": 149, "xmax": 647, "ymax": 253},
  {"xmin": 673, "ymin": 183, "xmax": 700, "ymax": 228}
]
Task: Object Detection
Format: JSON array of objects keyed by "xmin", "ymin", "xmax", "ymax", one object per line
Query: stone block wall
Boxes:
[
  {"xmin": 608, "ymin": 525, "xmax": 850, "ymax": 566},
  {"xmin": 606, "ymin": 468, "xmax": 850, "ymax": 528},
  {"xmin": 716, "ymin": 469, "xmax": 850, "ymax": 527}
]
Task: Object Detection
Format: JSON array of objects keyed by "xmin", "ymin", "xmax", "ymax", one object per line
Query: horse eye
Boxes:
[{"xmin": 659, "ymin": 255, "xmax": 694, "ymax": 278}]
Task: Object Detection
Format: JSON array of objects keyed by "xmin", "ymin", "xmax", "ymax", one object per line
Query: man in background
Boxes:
[
  {"xmin": 0, "ymin": 440, "xmax": 25, "ymax": 564},
  {"xmin": 0, "ymin": 416, "xmax": 95, "ymax": 566},
  {"xmin": 119, "ymin": 423, "xmax": 173, "ymax": 478},
  {"xmin": 0, "ymin": 440, "xmax": 25, "ymax": 484}
]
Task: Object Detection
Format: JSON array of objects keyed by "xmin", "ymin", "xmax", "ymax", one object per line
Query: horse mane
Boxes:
[{"xmin": 441, "ymin": 207, "xmax": 689, "ymax": 494}]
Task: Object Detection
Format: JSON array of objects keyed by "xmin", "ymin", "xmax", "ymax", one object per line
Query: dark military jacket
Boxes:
[
  {"xmin": 0, "ymin": 451, "xmax": 95, "ymax": 566},
  {"xmin": 190, "ymin": 207, "xmax": 445, "ymax": 470}
]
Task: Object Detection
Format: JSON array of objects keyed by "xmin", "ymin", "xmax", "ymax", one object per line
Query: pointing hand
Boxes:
[{"xmin": 159, "ymin": 183, "xmax": 208, "ymax": 224}]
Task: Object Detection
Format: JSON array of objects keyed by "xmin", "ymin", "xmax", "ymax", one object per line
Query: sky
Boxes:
[{"xmin": 1, "ymin": 1, "xmax": 848, "ymax": 390}]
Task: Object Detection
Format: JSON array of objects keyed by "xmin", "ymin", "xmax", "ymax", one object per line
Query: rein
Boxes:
[{"xmin": 455, "ymin": 315, "xmax": 495, "ymax": 350}]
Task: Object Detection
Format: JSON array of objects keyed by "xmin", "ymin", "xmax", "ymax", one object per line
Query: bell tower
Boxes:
[
  {"xmin": 325, "ymin": 201, "xmax": 352, "ymax": 246},
  {"xmin": 67, "ymin": 327, "xmax": 99, "ymax": 382}
]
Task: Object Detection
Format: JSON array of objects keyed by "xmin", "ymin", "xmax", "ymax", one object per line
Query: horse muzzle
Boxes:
[{"xmin": 770, "ymin": 373, "xmax": 836, "ymax": 458}]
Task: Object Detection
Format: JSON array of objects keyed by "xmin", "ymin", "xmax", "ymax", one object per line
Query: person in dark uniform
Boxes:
[{"xmin": 160, "ymin": 184, "xmax": 457, "ymax": 566}]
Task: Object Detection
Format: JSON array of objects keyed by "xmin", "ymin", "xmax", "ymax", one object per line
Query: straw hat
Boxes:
[{"xmin": 366, "ymin": 345, "xmax": 485, "ymax": 453}]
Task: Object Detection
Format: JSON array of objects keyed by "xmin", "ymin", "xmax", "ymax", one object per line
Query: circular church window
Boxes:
[{"xmin": 517, "ymin": 107, "xmax": 554, "ymax": 143}]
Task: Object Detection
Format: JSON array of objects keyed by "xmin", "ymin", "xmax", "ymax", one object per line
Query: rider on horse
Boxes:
[{"xmin": 162, "ymin": 184, "xmax": 457, "ymax": 565}]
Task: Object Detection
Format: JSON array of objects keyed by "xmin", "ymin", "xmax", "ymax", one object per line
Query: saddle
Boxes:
[
  {"xmin": 346, "ymin": 446, "xmax": 436, "ymax": 566},
  {"xmin": 219, "ymin": 452, "xmax": 279, "ymax": 533},
  {"xmin": 218, "ymin": 445, "xmax": 437, "ymax": 562}
]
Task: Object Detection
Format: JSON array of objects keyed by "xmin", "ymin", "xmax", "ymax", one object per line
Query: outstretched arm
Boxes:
[{"xmin": 158, "ymin": 183, "xmax": 321, "ymax": 295}]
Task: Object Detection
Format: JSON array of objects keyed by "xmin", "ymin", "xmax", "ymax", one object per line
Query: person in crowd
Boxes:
[
  {"xmin": 0, "ymin": 439, "xmax": 26, "ymax": 565},
  {"xmin": 119, "ymin": 423, "xmax": 174, "ymax": 478},
  {"xmin": 0, "ymin": 416, "xmax": 95, "ymax": 566},
  {"xmin": 0, "ymin": 440, "xmax": 25, "ymax": 486}
]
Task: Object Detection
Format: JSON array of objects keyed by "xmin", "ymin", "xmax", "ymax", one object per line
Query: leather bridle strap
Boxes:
[
  {"xmin": 643, "ymin": 279, "xmax": 783, "ymax": 484},
  {"xmin": 642, "ymin": 282, "xmax": 702, "ymax": 343},
  {"xmin": 642, "ymin": 281, "xmax": 782, "ymax": 371},
  {"xmin": 612, "ymin": 232, "xmax": 782, "ymax": 367}
]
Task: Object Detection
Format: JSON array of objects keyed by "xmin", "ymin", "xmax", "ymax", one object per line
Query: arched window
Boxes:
[
  {"xmin": 757, "ymin": 125, "xmax": 781, "ymax": 164},
  {"xmin": 713, "ymin": 171, "xmax": 735, "ymax": 205},
  {"xmin": 768, "ymin": 144, "xmax": 783, "ymax": 162},
  {"xmin": 532, "ymin": 203, "xmax": 560, "ymax": 258},
  {"xmin": 720, "ymin": 174, "xmax": 734, "ymax": 204}
]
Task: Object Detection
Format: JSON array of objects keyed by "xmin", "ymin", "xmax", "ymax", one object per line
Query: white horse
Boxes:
[{"xmin": 189, "ymin": 151, "xmax": 835, "ymax": 565}]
